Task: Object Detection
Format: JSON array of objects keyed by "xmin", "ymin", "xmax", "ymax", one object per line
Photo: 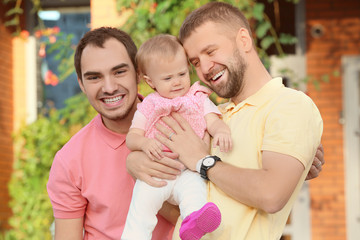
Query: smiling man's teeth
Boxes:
[
  {"xmin": 104, "ymin": 96, "xmax": 123, "ymax": 104},
  {"xmin": 212, "ymin": 70, "xmax": 225, "ymax": 81}
]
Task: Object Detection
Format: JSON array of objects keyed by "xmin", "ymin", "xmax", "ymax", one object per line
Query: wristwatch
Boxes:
[{"xmin": 200, "ymin": 155, "xmax": 221, "ymax": 180}]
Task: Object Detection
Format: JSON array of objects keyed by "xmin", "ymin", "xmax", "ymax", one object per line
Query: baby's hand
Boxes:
[
  {"xmin": 142, "ymin": 139, "xmax": 163, "ymax": 161},
  {"xmin": 212, "ymin": 132, "xmax": 232, "ymax": 152}
]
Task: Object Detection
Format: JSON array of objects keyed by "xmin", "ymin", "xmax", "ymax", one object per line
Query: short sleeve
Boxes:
[
  {"xmin": 47, "ymin": 151, "xmax": 87, "ymax": 219},
  {"xmin": 262, "ymin": 93, "xmax": 323, "ymax": 167},
  {"xmin": 130, "ymin": 110, "xmax": 147, "ymax": 130},
  {"xmin": 203, "ymin": 98, "xmax": 221, "ymax": 116}
]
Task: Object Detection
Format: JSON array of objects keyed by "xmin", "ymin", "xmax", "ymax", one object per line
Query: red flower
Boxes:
[
  {"xmin": 52, "ymin": 26, "xmax": 60, "ymax": 34},
  {"xmin": 150, "ymin": 2, "xmax": 158, "ymax": 13},
  {"xmin": 38, "ymin": 43, "xmax": 46, "ymax": 58},
  {"xmin": 20, "ymin": 30, "xmax": 29, "ymax": 39},
  {"xmin": 35, "ymin": 30, "xmax": 42, "ymax": 38},
  {"xmin": 49, "ymin": 35, "xmax": 57, "ymax": 43},
  {"xmin": 45, "ymin": 70, "xmax": 59, "ymax": 86}
]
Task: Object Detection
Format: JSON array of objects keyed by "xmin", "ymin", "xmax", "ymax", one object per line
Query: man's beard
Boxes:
[{"xmin": 211, "ymin": 49, "xmax": 247, "ymax": 99}]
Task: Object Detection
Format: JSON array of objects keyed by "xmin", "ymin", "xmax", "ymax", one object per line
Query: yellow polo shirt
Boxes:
[
  {"xmin": 205, "ymin": 77, "xmax": 323, "ymax": 239},
  {"xmin": 172, "ymin": 77, "xmax": 323, "ymax": 240}
]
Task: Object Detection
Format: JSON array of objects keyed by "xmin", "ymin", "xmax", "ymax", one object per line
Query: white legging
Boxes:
[{"xmin": 121, "ymin": 169, "xmax": 207, "ymax": 240}]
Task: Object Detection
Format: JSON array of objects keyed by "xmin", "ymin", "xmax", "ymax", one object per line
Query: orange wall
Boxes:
[
  {"xmin": 12, "ymin": 37, "xmax": 27, "ymax": 132},
  {"xmin": 306, "ymin": 0, "xmax": 360, "ymax": 239},
  {"xmin": 90, "ymin": 0, "xmax": 132, "ymax": 29},
  {"xmin": 0, "ymin": 10, "xmax": 14, "ymax": 230}
]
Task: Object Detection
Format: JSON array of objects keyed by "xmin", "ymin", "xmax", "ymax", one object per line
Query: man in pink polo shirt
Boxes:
[{"xmin": 47, "ymin": 27, "xmax": 182, "ymax": 239}]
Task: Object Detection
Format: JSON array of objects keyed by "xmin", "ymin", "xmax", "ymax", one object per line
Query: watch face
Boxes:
[{"xmin": 203, "ymin": 157, "xmax": 215, "ymax": 167}]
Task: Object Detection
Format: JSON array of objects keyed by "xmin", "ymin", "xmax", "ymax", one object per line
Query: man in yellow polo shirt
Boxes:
[{"xmin": 153, "ymin": 2, "xmax": 323, "ymax": 239}]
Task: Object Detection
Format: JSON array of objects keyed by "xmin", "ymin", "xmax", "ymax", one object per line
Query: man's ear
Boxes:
[
  {"xmin": 235, "ymin": 27, "xmax": 253, "ymax": 52},
  {"xmin": 77, "ymin": 77, "xmax": 86, "ymax": 93},
  {"xmin": 143, "ymin": 75, "xmax": 155, "ymax": 89}
]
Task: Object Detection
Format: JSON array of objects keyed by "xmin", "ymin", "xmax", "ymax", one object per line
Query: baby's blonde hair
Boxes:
[{"xmin": 136, "ymin": 34, "xmax": 186, "ymax": 78}]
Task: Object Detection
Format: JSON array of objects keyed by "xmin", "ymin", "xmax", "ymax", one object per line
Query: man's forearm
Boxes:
[{"xmin": 207, "ymin": 151, "xmax": 305, "ymax": 213}]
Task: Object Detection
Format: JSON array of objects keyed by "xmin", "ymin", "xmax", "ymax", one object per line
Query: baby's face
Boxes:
[{"xmin": 145, "ymin": 50, "xmax": 191, "ymax": 99}]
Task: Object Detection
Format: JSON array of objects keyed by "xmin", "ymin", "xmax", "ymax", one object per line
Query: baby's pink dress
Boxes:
[{"xmin": 136, "ymin": 82, "xmax": 216, "ymax": 150}]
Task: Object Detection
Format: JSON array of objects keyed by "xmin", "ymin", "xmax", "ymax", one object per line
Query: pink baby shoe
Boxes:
[{"xmin": 179, "ymin": 202, "xmax": 221, "ymax": 240}]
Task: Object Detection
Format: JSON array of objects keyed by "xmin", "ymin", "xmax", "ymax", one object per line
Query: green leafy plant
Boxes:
[
  {"xmin": 279, "ymin": 68, "xmax": 340, "ymax": 91},
  {"xmin": 2, "ymin": 0, "xmax": 41, "ymax": 36},
  {"xmin": 2, "ymin": 0, "xmax": 25, "ymax": 35},
  {"xmin": 4, "ymin": 94, "xmax": 96, "ymax": 240},
  {"xmin": 36, "ymin": 27, "xmax": 76, "ymax": 85}
]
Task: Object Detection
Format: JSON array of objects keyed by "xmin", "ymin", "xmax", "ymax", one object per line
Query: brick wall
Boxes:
[
  {"xmin": 306, "ymin": 0, "xmax": 360, "ymax": 239},
  {"xmin": 0, "ymin": 7, "xmax": 14, "ymax": 230}
]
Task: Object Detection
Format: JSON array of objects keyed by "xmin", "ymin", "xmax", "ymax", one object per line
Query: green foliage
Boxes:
[
  {"xmin": 253, "ymin": 2, "xmax": 265, "ymax": 20},
  {"xmin": 116, "ymin": 0, "xmax": 206, "ymax": 47},
  {"xmin": 256, "ymin": 21, "xmax": 272, "ymax": 38},
  {"xmin": 4, "ymin": 94, "xmax": 96, "ymax": 240},
  {"xmin": 46, "ymin": 32, "xmax": 76, "ymax": 82},
  {"xmin": 279, "ymin": 33, "xmax": 298, "ymax": 45},
  {"xmin": 2, "ymin": 0, "xmax": 22, "ymax": 34},
  {"xmin": 117, "ymin": 0, "xmax": 274, "ymax": 48},
  {"xmin": 2, "ymin": 0, "xmax": 41, "ymax": 36},
  {"xmin": 279, "ymin": 68, "xmax": 339, "ymax": 90}
]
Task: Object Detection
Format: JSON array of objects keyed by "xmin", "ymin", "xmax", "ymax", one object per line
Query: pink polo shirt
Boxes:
[{"xmin": 47, "ymin": 114, "xmax": 173, "ymax": 239}]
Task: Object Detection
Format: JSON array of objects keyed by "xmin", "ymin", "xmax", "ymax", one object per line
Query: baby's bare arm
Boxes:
[
  {"xmin": 126, "ymin": 128, "xmax": 147, "ymax": 151},
  {"xmin": 126, "ymin": 128, "xmax": 163, "ymax": 160},
  {"xmin": 205, "ymin": 113, "xmax": 232, "ymax": 152}
]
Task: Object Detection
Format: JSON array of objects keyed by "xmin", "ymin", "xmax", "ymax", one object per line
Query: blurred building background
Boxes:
[{"xmin": 0, "ymin": 0, "xmax": 359, "ymax": 239}]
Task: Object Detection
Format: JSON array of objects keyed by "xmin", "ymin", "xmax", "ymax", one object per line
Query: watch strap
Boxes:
[{"xmin": 200, "ymin": 155, "xmax": 221, "ymax": 180}]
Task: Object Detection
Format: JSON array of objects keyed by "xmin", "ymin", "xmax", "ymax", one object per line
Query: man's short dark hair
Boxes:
[{"xmin": 74, "ymin": 27, "xmax": 137, "ymax": 81}]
